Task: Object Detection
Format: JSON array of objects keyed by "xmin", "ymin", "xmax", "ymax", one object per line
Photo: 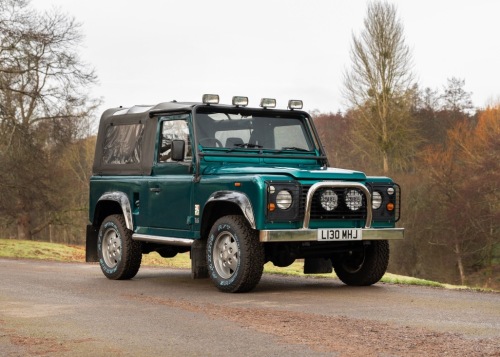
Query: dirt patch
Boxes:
[
  {"xmin": 0, "ymin": 327, "xmax": 97, "ymax": 357},
  {"xmin": 126, "ymin": 293, "xmax": 500, "ymax": 357},
  {"xmin": 1, "ymin": 331, "xmax": 69, "ymax": 356}
]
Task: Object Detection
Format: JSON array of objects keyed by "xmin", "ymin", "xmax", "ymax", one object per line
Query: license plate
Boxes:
[{"xmin": 317, "ymin": 229, "xmax": 362, "ymax": 241}]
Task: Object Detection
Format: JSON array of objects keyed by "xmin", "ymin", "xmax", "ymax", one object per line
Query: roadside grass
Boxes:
[
  {"xmin": 381, "ymin": 273, "xmax": 445, "ymax": 288},
  {"xmin": 0, "ymin": 238, "xmax": 489, "ymax": 291},
  {"xmin": 0, "ymin": 239, "xmax": 86, "ymax": 262}
]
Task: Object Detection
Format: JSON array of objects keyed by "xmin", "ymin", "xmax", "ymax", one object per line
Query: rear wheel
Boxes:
[
  {"xmin": 207, "ymin": 215, "xmax": 264, "ymax": 293},
  {"xmin": 97, "ymin": 214, "xmax": 142, "ymax": 280},
  {"xmin": 332, "ymin": 240, "xmax": 389, "ymax": 286}
]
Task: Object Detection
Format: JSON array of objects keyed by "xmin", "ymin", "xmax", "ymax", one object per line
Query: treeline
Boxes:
[
  {"xmin": 314, "ymin": 81, "xmax": 499, "ymax": 289},
  {"xmin": 0, "ymin": 132, "xmax": 95, "ymax": 245},
  {"xmin": 0, "ymin": 0, "xmax": 97, "ymax": 244},
  {"xmin": 316, "ymin": 1, "xmax": 498, "ymax": 290}
]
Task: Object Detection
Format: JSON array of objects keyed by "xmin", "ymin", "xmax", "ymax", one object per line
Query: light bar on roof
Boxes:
[
  {"xmin": 260, "ymin": 98, "xmax": 276, "ymax": 108},
  {"xmin": 232, "ymin": 96, "xmax": 248, "ymax": 107},
  {"xmin": 288, "ymin": 100, "xmax": 303, "ymax": 110},
  {"xmin": 202, "ymin": 94, "xmax": 219, "ymax": 104}
]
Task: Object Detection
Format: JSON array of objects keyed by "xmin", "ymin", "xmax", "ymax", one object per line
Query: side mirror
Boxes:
[{"xmin": 171, "ymin": 139, "xmax": 185, "ymax": 161}]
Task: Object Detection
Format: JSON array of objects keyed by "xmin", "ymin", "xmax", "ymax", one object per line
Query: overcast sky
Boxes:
[{"xmin": 33, "ymin": 0, "xmax": 500, "ymax": 114}]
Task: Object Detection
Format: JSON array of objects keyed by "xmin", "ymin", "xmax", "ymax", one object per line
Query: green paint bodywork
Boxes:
[{"xmin": 89, "ymin": 103, "xmax": 402, "ymax": 244}]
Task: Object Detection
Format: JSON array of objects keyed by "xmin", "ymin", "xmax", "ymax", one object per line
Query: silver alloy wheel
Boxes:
[
  {"xmin": 102, "ymin": 227, "xmax": 122, "ymax": 268},
  {"xmin": 212, "ymin": 231, "xmax": 239, "ymax": 279}
]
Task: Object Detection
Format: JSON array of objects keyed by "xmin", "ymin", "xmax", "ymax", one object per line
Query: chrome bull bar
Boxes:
[{"xmin": 303, "ymin": 181, "xmax": 372, "ymax": 229}]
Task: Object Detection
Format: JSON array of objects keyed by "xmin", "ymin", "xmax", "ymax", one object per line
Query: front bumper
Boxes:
[
  {"xmin": 259, "ymin": 228, "xmax": 404, "ymax": 242},
  {"xmin": 259, "ymin": 181, "xmax": 404, "ymax": 243}
]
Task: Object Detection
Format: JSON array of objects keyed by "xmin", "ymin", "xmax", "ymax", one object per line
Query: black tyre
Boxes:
[
  {"xmin": 332, "ymin": 240, "xmax": 389, "ymax": 286},
  {"xmin": 207, "ymin": 215, "xmax": 264, "ymax": 293},
  {"xmin": 97, "ymin": 214, "xmax": 142, "ymax": 280}
]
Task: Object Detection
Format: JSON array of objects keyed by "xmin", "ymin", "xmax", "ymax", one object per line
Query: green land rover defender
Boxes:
[{"xmin": 86, "ymin": 94, "xmax": 404, "ymax": 293}]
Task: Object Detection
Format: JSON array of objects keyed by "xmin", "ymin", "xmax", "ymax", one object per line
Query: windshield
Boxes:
[{"xmin": 194, "ymin": 109, "xmax": 314, "ymax": 151}]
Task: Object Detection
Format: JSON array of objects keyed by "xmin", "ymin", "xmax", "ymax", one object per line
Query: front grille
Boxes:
[{"xmin": 301, "ymin": 184, "xmax": 367, "ymax": 220}]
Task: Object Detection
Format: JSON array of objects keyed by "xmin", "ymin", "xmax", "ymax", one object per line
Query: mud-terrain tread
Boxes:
[
  {"xmin": 207, "ymin": 215, "xmax": 264, "ymax": 293},
  {"xmin": 332, "ymin": 240, "xmax": 389, "ymax": 286},
  {"xmin": 98, "ymin": 214, "xmax": 142, "ymax": 280}
]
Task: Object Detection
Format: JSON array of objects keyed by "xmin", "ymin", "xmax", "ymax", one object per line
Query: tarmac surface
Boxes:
[{"xmin": 1, "ymin": 258, "xmax": 499, "ymax": 356}]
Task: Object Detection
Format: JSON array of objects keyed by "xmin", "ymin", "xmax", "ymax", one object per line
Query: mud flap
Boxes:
[
  {"xmin": 191, "ymin": 239, "xmax": 208, "ymax": 279},
  {"xmin": 304, "ymin": 258, "xmax": 333, "ymax": 274},
  {"xmin": 86, "ymin": 225, "xmax": 99, "ymax": 262}
]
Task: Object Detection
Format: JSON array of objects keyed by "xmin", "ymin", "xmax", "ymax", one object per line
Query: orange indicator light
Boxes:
[
  {"xmin": 268, "ymin": 203, "xmax": 276, "ymax": 212},
  {"xmin": 234, "ymin": 182, "xmax": 241, "ymax": 187},
  {"xmin": 386, "ymin": 203, "xmax": 395, "ymax": 211}
]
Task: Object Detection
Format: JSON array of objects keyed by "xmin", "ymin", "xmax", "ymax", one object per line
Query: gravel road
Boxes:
[{"xmin": 0, "ymin": 258, "xmax": 499, "ymax": 356}]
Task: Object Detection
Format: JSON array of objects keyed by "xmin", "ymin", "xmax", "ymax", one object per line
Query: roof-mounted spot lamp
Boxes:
[
  {"xmin": 288, "ymin": 99, "xmax": 303, "ymax": 110},
  {"xmin": 260, "ymin": 98, "xmax": 276, "ymax": 109},
  {"xmin": 202, "ymin": 94, "xmax": 219, "ymax": 105},
  {"xmin": 232, "ymin": 96, "xmax": 248, "ymax": 107}
]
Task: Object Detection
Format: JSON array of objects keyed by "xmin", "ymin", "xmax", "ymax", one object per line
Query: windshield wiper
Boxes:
[
  {"xmin": 234, "ymin": 143, "xmax": 262, "ymax": 149},
  {"xmin": 234, "ymin": 143, "xmax": 263, "ymax": 148},
  {"xmin": 279, "ymin": 146, "xmax": 311, "ymax": 152},
  {"xmin": 225, "ymin": 142, "xmax": 264, "ymax": 153}
]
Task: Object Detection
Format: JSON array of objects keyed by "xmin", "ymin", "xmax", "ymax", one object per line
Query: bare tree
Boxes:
[
  {"xmin": 441, "ymin": 77, "xmax": 473, "ymax": 113},
  {"xmin": 0, "ymin": 0, "xmax": 99, "ymax": 239},
  {"xmin": 312, "ymin": 111, "xmax": 357, "ymax": 168},
  {"xmin": 343, "ymin": 1, "xmax": 416, "ymax": 174}
]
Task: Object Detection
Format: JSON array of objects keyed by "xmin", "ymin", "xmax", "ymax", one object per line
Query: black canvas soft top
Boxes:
[{"xmin": 92, "ymin": 101, "xmax": 195, "ymax": 176}]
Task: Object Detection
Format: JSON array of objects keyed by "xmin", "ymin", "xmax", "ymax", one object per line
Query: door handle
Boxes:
[{"xmin": 150, "ymin": 187, "xmax": 161, "ymax": 193}]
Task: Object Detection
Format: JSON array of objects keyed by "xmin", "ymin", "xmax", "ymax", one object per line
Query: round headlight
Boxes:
[
  {"xmin": 276, "ymin": 190, "xmax": 292, "ymax": 210},
  {"xmin": 345, "ymin": 189, "xmax": 363, "ymax": 211},
  {"xmin": 320, "ymin": 189, "xmax": 338, "ymax": 211},
  {"xmin": 372, "ymin": 191, "xmax": 382, "ymax": 209}
]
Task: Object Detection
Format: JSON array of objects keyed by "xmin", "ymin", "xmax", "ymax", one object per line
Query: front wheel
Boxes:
[
  {"xmin": 97, "ymin": 214, "xmax": 142, "ymax": 280},
  {"xmin": 207, "ymin": 215, "xmax": 264, "ymax": 293},
  {"xmin": 332, "ymin": 240, "xmax": 389, "ymax": 286}
]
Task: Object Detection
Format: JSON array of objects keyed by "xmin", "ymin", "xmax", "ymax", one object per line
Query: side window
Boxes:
[
  {"xmin": 159, "ymin": 117, "xmax": 192, "ymax": 163},
  {"xmin": 102, "ymin": 123, "xmax": 144, "ymax": 164}
]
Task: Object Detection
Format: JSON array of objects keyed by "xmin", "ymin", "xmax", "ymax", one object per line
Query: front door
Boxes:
[{"xmin": 143, "ymin": 114, "xmax": 194, "ymax": 237}]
